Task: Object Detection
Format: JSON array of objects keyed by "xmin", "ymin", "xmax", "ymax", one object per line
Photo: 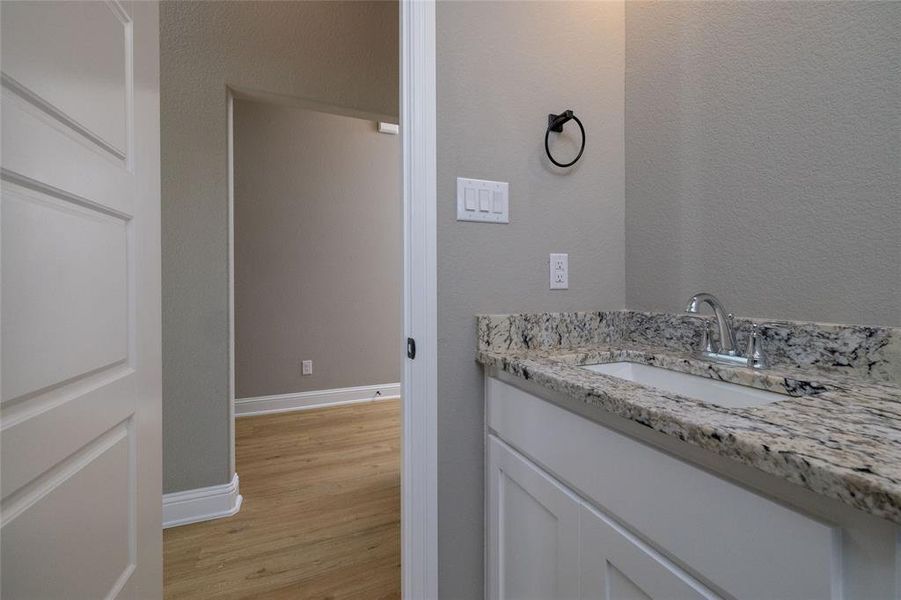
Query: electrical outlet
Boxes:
[
  {"xmin": 550, "ymin": 253, "xmax": 568, "ymax": 289},
  {"xmin": 302, "ymin": 360, "xmax": 313, "ymax": 376}
]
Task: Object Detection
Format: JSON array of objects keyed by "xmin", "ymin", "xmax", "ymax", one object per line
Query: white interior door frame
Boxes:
[
  {"xmin": 400, "ymin": 0, "xmax": 438, "ymax": 598},
  {"xmin": 227, "ymin": 89, "xmax": 237, "ymax": 480}
]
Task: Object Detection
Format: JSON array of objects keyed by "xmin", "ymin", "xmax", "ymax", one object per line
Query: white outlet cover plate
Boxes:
[
  {"xmin": 550, "ymin": 253, "xmax": 568, "ymax": 289},
  {"xmin": 456, "ymin": 177, "xmax": 509, "ymax": 223}
]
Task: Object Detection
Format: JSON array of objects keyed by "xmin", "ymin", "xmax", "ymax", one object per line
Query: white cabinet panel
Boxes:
[
  {"xmin": 580, "ymin": 503, "xmax": 719, "ymax": 600},
  {"xmin": 488, "ymin": 435, "xmax": 580, "ymax": 600}
]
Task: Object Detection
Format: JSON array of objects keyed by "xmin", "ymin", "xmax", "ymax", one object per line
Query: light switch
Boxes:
[
  {"xmin": 457, "ymin": 177, "xmax": 509, "ymax": 223},
  {"xmin": 492, "ymin": 191, "xmax": 505, "ymax": 214},
  {"xmin": 464, "ymin": 188, "xmax": 477, "ymax": 211},
  {"xmin": 478, "ymin": 189, "xmax": 491, "ymax": 212}
]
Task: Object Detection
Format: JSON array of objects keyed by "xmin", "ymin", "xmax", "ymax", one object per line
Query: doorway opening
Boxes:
[
  {"xmin": 161, "ymin": 2, "xmax": 437, "ymax": 597},
  {"xmin": 228, "ymin": 96, "xmax": 402, "ymax": 420},
  {"xmin": 165, "ymin": 94, "xmax": 404, "ymax": 596}
]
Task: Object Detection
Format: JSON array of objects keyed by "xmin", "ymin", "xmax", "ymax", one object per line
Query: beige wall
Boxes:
[
  {"xmin": 625, "ymin": 0, "xmax": 901, "ymax": 326},
  {"xmin": 161, "ymin": 1, "xmax": 398, "ymax": 494},
  {"xmin": 437, "ymin": 2, "xmax": 626, "ymax": 596},
  {"xmin": 233, "ymin": 100, "xmax": 401, "ymax": 399}
]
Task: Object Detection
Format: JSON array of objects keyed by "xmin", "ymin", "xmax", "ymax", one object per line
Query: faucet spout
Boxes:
[{"xmin": 685, "ymin": 292, "xmax": 737, "ymax": 354}]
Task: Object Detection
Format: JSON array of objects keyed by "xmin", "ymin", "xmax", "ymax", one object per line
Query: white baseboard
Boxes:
[
  {"xmin": 235, "ymin": 382, "xmax": 400, "ymax": 417},
  {"xmin": 163, "ymin": 473, "xmax": 243, "ymax": 529}
]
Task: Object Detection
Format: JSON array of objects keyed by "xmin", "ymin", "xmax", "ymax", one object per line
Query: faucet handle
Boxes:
[
  {"xmin": 686, "ymin": 316, "xmax": 717, "ymax": 354},
  {"xmin": 701, "ymin": 320, "xmax": 717, "ymax": 354},
  {"xmin": 745, "ymin": 323, "xmax": 768, "ymax": 369}
]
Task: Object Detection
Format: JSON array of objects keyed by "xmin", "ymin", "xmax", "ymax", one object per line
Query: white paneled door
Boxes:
[{"xmin": 0, "ymin": 1, "xmax": 162, "ymax": 597}]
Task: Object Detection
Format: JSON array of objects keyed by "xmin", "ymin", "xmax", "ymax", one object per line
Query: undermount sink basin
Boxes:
[{"xmin": 581, "ymin": 362, "xmax": 785, "ymax": 409}]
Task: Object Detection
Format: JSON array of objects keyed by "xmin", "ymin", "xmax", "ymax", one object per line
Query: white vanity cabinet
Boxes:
[
  {"xmin": 488, "ymin": 435, "xmax": 716, "ymax": 600},
  {"xmin": 485, "ymin": 375, "xmax": 901, "ymax": 600}
]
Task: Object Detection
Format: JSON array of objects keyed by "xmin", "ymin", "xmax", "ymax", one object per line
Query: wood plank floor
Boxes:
[{"xmin": 164, "ymin": 399, "xmax": 400, "ymax": 600}]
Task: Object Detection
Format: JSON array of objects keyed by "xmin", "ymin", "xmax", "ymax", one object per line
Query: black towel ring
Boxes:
[{"xmin": 545, "ymin": 110, "xmax": 585, "ymax": 168}]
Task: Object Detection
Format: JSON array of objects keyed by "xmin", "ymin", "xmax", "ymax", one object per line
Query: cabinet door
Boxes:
[
  {"xmin": 488, "ymin": 435, "xmax": 581, "ymax": 600},
  {"xmin": 580, "ymin": 503, "xmax": 720, "ymax": 600}
]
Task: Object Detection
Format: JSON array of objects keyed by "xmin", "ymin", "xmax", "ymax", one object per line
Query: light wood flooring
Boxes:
[{"xmin": 164, "ymin": 399, "xmax": 401, "ymax": 599}]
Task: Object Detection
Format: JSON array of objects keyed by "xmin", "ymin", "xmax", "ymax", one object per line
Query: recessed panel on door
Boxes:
[
  {"xmin": 1, "ymin": 422, "xmax": 135, "ymax": 599},
  {"xmin": 1, "ymin": 182, "xmax": 129, "ymax": 403},
  {"xmin": 1, "ymin": 0, "xmax": 129, "ymax": 158}
]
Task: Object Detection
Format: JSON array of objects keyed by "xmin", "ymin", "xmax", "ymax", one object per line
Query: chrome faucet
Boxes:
[
  {"xmin": 685, "ymin": 292, "xmax": 737, "ymax": 354},
  {"xmin": 684, "ymin": 292, "xmax": 768, "ymax": 369}
]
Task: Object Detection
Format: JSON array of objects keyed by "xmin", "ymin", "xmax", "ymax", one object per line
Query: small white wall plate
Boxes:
[{"xmin": 456, "ymin": 177, "xmax": 509, "ymax": 223}]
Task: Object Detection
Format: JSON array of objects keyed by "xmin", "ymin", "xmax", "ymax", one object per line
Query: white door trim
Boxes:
[
  {"xmin": 226, "ymin": 89, "xmax": 237, "ymax": 485},
  {"xmin": 401, "ymin": 0, "xmax": 439, "ymax": 598}
]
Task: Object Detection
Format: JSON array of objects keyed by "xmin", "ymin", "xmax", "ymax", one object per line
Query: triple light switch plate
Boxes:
[{"xmin": 456, "ymin": 177, "xmax": 509, "ymax": 223}]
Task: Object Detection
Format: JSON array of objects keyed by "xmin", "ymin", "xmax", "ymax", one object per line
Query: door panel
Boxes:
[
  {"xmin": 580, "ymin": 503, "xmax": 719, "ymax": 600},
  {"xmin": 0, "ymin": 1, "xmax": 161, "ymax": 598},
  {"xmin": 2, "ymin": 422, "xmax": 133, "ymax": 599},
  {"xmin": 1, "ymin": 182, "xmax": 129, "ymax": 402},
  {"xmin": 1, "ymin": 0, "xmax": 129, "ymax": 157},
  {"xmin": 1, "ymin": 369, "xmax": 133, "ymax": 499},
  {"xmin": 488, "ymin": 435, "xmax": 580, "ymax": 600},
  {"xmin": 606, "ymin": 564, "xmax": 653, "ymax": 600}
]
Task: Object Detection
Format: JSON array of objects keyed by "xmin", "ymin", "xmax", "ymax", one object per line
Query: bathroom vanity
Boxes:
[{"xmin": 477, "ymin": 311, "xmax": 901, "ymax": 600}]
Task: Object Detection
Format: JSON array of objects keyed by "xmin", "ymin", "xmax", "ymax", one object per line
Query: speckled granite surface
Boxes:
[
  {"xmin": 478, "ymin": 310, "xmax": 901, "ymax": 384},
  {"xmin": 476, "ymin": 311, "xmax": 901, "ymax": 524}
]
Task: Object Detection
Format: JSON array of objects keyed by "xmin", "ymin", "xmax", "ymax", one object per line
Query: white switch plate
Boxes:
[
  {"xmin": 457, "ymin": 177, "xmax": 509, "ymax": 223},
  {"xmin": 550, "ymin": 253, "xmax": 568, "ymax": 289},
  {"xmin": 302, "ymin": 360, "xmax": 313, "ymax": 376}
]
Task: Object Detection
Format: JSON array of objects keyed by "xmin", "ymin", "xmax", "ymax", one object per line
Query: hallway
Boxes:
[{"xmin": 164, "ymin": 400, "xmax": 401, "ymax": 599}]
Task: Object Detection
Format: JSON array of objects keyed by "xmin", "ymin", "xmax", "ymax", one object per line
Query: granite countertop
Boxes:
[{"xmin": 476, "ymin": 311, "xmax": 901, "ymax": 525}]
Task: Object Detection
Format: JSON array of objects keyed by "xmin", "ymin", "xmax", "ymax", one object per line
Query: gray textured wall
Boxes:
[
  {"xmin": 437, "ymin": 2, "xmax": 625, "ymax": 597},
  {"xmin": 625, "ymin": 0, "xmax": 901, "ymax": 327},
  {"xmin": 161, "ymin": 1, "xmax": 398, "ymax": 493},
  {"xmin": 233, "ymin": 100, "xmax": 401, "ymax": 399}
]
